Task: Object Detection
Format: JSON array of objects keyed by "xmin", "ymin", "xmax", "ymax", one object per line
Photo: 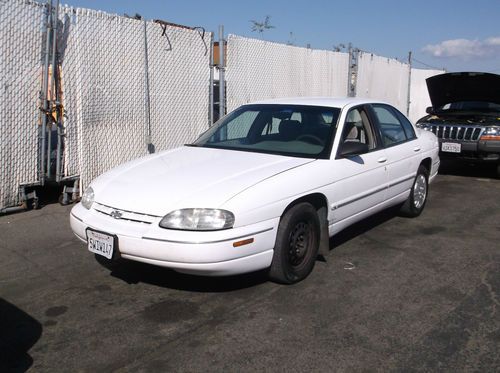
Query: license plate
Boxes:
[
  {"xmin": 442, "ymin": 142, "xmax": 461, "ymax": 153},
  {"xmin": 87, "ymin": 229, "xmax": 114, "ymax": 259}
]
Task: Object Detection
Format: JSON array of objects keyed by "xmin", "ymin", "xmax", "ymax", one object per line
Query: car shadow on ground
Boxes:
[
  {"xmin": 438, "ymin": 159, "xmax": 498, "ymax": 179},
  {"xmin": 98, "ymin": 256, "xmax": 269, "ymax": 292},
  {"xmin": 99, "ymin": 207, "xmax": 402, "ymax": 291},
  {"xmin": 327, "ymin": 206, "xmax": 400, "ymax": 251}
]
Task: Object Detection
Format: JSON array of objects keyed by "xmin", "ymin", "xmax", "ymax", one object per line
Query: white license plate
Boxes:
[
  {"xmin": 87, "ymin": 229, "xmax": 114, "ymax": 259},
  {"xmin": 441, "ymin": 142, "xmax": 461, "ymax": 153}
]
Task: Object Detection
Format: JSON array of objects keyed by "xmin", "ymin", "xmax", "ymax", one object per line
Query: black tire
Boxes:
[
  {"xmin": 399, "ymin": 165, "xmax": 429, "ymax": 217},
  {"xmin": 269, "ymin": 202, "xmax": 320, "ymax": 284}
]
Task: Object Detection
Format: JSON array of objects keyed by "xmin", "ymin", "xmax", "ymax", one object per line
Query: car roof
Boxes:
[{"xmin": 249, "ymin": 97, "xmax": 387, "ymax": 109}]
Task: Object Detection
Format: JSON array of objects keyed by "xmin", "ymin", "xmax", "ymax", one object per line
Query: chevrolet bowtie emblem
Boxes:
[{"xmin": 110, "ymin": 210, "xmax": 123, "ymax": 219}]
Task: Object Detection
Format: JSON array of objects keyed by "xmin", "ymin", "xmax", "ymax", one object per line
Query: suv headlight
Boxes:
[
  {"xmin": 159, "ymin": 208, "xmax": 235, "ymax": 231},
  {"xmin": 481, "ymin": 127, "xmax": 500, "ymax": 140},
  {"xmin": 81, "ymin": 187, "xmax": 94, "ymax": 210}
]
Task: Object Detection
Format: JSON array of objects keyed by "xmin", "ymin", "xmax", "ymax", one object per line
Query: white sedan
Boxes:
[{"xmin": 70, "ymin": 98, "xmax": 440, "ymax": 284}]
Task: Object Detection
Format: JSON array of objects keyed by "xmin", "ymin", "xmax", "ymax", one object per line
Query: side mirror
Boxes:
[
  {"xmin": 426, "ymin": 106, "xmax": 434, "ymax": 114},
  {"xmin": 339, "ymin": 141, "xmax": 369, "ymax": 157}
]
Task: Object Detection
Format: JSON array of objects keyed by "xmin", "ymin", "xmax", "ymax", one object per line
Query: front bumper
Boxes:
[
  {"xmin": 438, "ymin": 139, "xmax": 500, "ymax": 162},
  {"xmin": 70, "ymin": 203, "xmax": 278, "ymax": 276}
]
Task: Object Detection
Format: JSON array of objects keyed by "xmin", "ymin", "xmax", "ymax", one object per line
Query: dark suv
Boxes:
[{"xmin": 416, "ymin": 72, "xmax": 500, "ymax": 176}]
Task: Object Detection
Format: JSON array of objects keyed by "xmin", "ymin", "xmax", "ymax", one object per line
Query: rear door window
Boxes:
[{"xmin": 371, "ymin": 105, "xmax": 409, "ymax": 147}]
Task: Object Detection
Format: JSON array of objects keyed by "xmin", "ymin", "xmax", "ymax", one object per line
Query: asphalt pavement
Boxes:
[{"xmin": 1, "ymin": 162, "xmax": 499, "ymax": 372}]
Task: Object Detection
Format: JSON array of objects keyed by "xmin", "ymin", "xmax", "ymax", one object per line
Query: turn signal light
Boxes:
[
  {"xmin": 480, "ymin": 135, "xmax": 500, "ymax": 141},
  {"xmin": 233, "ymin": 238, "xmax": 254, "ymax": 247}
]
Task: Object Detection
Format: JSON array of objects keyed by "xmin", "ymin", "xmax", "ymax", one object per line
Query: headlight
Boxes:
[
  {"xmin": 481, "ymin": 127, "xmax": 500, "ymax": 140},
  {"xmin": 81, "ymin": 187, "xmax": 94, "ymax": 210},
  {"xmin": 159, "ymin": 208, "xmax": 235, "ymax": 231}
]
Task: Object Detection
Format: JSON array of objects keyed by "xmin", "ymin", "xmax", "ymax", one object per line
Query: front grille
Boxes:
[
  {"xmin": 422, "ymin": 124, "xmax": 484, "ymax": 141},
  {"xmin": 93, "ymin": 202, "xmax": 160, "ymax": 224}
]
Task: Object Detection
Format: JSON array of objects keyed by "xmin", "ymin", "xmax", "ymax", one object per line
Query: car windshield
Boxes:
[{"xmin": 192, "ymin": 104, "xmax": 341, "ymax": 159}]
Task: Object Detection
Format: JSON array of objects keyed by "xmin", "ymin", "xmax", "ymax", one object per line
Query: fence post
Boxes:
[
  {"xmin": 406, "ymin": 51, "xmax": 412, "ymax": 117},
  {"xmin": 143, "ymin": 19, "xmax": 153, "ymax": 153},
  {"xmin": 218, "ymin": 25, "xmax": 225, "ymax": 119},
  {"xmin": 40, "ymin": 0, "xmax": 54, "ymax": 185},
  {"xmin": 50, "ymin": 0, "xmax": 60, "ymax": 181},
  {"xmin": 347, "ymin": 43, "xmax": 359, "ymax": 97},
  {"xmin": 209, "ymin": 34, "xmax": 214, "ymax": 126}
]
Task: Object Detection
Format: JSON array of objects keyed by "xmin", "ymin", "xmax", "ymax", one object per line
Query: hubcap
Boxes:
[
  {"xmin": 413, "ymin": 174, "xmax": 427, "ymax": 209},
  {"xmin": 288, "ymin": 222, "xmax": 311, "ymax": 267}
]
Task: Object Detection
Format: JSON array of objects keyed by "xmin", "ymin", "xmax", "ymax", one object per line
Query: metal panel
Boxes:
[
  {"xmin": 0, "ymin": 0, "xmax": 45, "ymax": 209},
  {"xmin": 356, "ymin": 52, "xmax": 410, "ymax": 114},
  {"xmin": 225, "ymin": 35, "xmax": 349, "ymax": 112}
]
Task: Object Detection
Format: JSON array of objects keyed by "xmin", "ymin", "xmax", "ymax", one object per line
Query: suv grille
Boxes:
[{"xmin": 422, "ymin": 124, "xmax": 484, "ymax": 141}]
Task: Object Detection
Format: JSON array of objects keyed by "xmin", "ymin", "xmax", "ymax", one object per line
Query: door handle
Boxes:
[
  {"xmin": 377, "ymin": 157, "xmax": 387, "ymax": 163},
  {"xmin": 413, "ymin": 146, "xmax": 421, "ymax": 152}
]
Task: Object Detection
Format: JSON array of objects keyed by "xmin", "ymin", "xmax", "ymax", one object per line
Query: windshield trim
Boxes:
[{"xmin": 188, "ymin": 143, "xmax": 325, "ymax": 159}]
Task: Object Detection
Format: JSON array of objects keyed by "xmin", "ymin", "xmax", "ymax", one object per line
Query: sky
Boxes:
[{"xmin": 61, "ymin": 0, "xmax": 500, "ymax": 73}]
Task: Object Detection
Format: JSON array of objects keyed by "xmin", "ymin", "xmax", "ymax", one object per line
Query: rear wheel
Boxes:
[
  {"xmin": 269, "ymin": 203, "xmax": 320, "ymax": 284},
  {"xmin": 399, "ymin": 165, "xmax": 429, "ymax": 217}
]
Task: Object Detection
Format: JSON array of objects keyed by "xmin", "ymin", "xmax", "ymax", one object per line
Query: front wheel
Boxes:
[
  {"xmin": 399, "ymin": 165, "xmax": 429, "ymax": 217},
  {"xmin": 269, "ymin": 202, "xmax": 320, "ymax": 284}
]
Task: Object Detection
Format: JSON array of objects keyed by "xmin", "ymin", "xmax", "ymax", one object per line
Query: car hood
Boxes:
[
  {"xmin": 91, "ymin": 146, "xmax": 315, "ymax": 216},
  {"xmin": 426, "ymin": 72, "xmax": 500, "ymax": 108}
]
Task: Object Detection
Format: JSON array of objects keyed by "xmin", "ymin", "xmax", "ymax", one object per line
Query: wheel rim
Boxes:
[
  {"xmin": 413, "ymin": 174, "xmax": 427, "ymax": 209},
  {"xmin": 288, "ymin": 221, "xmax": 313, "ymax": 268}
]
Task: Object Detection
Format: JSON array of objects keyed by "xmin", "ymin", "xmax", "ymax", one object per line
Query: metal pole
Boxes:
[
  {"xmin": 347, "ymin": 43, "xmax": 352, "ymax": 96},
  {"xmin": 218, "ymin": 25, "xmax": 225, "ymax": 119},
  {"xmin": 209, "ymin": 35, "xmax": 214, "ymax": 126},
  {"xmin": 143, "ymin": 19, "xmax": 153, "ymax": 153},
  {"xmin": 47, "ymin": 0, "xmax": 59, "ymax": 179},
  {"xmin": 406, "ymin": 51, "xmax": 412, "ymax": 117},
  {"xmin": 40, "ymin": 0, "xmax": 54, "ymax": 185},
  {"xmin": 54, "ymin": 0, "xmax": 64, "ymax": 182},
  {"xmin": 347, "ymin": 43, "xmax": 358, "ymax": 98}
]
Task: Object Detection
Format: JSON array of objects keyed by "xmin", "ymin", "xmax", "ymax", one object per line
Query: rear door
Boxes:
[
  {"xmin": 326, "ymin": 105, "xmax": 388, "ymax": 228},
  {"xmin": 369, "ymin": 104, "xmax": 421, "ymax": 202}
]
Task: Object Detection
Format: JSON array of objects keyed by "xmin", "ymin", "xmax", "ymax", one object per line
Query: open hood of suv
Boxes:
[{"xmin": 426, "ymin": 72, "xmax": 500, "ymax": 108}]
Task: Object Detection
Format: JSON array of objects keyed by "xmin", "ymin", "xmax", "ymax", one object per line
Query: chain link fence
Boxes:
[
  {"xmin": 1, "ymin": 1, "xmax": 211, "ymax": 210},
  {"xmin": 225, "ymin": 35, "xmax": 443, "ymax": 121},
  {"xmin": 356, "ymin": 52, "xmax": 411, "ymax": 114},
  {"xmin": 409, "ymin": 68, "xmax": 445, "ymax": 123},
  {"xmin": 146, "ymin": 22, "xmax": 210, "ymax": 153},
  {"xmin": 225, "ymin": 35, "xmax": 350, "ymax": 112},
  {"xmin": 1, "ymin": 1, "xmax": 442, "ymax": 211},
  {"xmin": 61, "ymin": 8, "xmax": 211, "ymax": 190},
  {"xmin": 0, "ymin": 0, "xmax": 46, "ymax": 210}
]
